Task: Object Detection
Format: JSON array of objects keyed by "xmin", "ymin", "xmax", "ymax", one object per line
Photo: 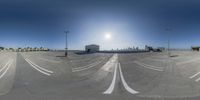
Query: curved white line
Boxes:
[
  {"xmin": 119, "ymin": 63, "xmax": 139, "ymax": 94},
  {"xmin": 26, "ymin": 59, "xmax": 53, "ymax": 74},
  {"xmin": 0, "ymin": 59, "xmax": 13, "ymax": 79},
  {"xmin": 25, "ymin": 59, "xmax": 51, "ymax": 76},
  {"xmin": 103, "ymin": 63, "xmax": 118, "ymax": 94}
]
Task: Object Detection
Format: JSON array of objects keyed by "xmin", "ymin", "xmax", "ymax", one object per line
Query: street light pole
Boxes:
[
  {"xmin": 64, "ymin": 30, "xmax": 69, "ymax": 57},
  {"xmin": 166, "ymin": 28, "xmax": 172, "ymax": 57},
  {"xmin": 168, "ymin": 33, "xmax": 170, "ymax": 57}
]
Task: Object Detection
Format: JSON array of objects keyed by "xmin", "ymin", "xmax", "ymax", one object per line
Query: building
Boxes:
[
  {"xmin": 145, "ymin": 45, "xmax": 153, "ymax": 51},
  {"xmin": 157, "ymin": 47, "xmax": 165, "ymax": 51},
  {"xmin": 43, "ymin": 48, "xmax": 50, "ymax": 51},
  {"xmin": 85, "ymin": 44, "xmax": 100, "ymax": 53},
  {"xmin": 145, "ymin": 45, "xmax": 164, "ymax": 52},
  {"xmin": 0, "ymin": 47, "xmax": 4, "ymax": 50},
  {"xmin": 191, "ymin": 46, "xmax": 200, "ymax": 51}
]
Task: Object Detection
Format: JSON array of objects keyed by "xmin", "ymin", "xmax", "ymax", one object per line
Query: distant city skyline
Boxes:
[{"xmin": 0, "ymin": 0, "xmax": 200, "ymax": 50}]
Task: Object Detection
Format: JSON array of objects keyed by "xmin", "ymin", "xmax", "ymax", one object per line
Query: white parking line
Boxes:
[
  {"xmin": 0, "ymin": 59, "xmax": 13, "ymax": 79},
  {"xmin": 146, "ymin": 58, "xmax": 166, "ymax": 62},
  {"xmin": 102, "ymin": 54, "xmax": 118, "ymax": 94},
  {"xmin": 119, "ymin": 63, "xmax": 139, "ymax": 94},
  {"xmin": 72, "ymin": 61, "xmax": 103, "ymax": 72},
  {"xmin": 25, "ymin": 59, "xmax": 53, "ymax": 76},
  {"xmin": 134, "ymin": 61, "xmax": 163, "ymax": 71},
  {"xmin": 72, "ymin": 57, "xmax": 108, "ymax": 72},
  {"xmin": 73, "ymin": 60, "xmax": 102, "ymax": 70},
  {"xmin": 39, "ymin": 58, "xmax": 61, "ymax": 63},
  {"xmin": 0, "ymin": 60, "xmax": 12, "ymax": 73},
  {"xmin": 103, "ymin": 54, "xmax": 139, "ymax": 95},
  {"xmin": 189, "ymin": 72, "xmax": 200, "ymax": 79},
  {"xmin": 189, "ymin": 71, "xmax": 200, "ymax": 82},
  {"xmin": 103, "ymin": 63, "xmax": 118, "ymax": 94},
  {"xmin": 195, "ymin": 77, "xmax": 200, "ymax": 82},
  {"xmin": 177, "ymin": 58, "xmax": 200, "ymax": 66},
  {"xmin": 26, "ymin": 59, "xmax": 53, "ymax": 74}
]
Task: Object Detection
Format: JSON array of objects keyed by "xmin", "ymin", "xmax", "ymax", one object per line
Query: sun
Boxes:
[{"xmin": 105, "ymin": 33, "xmax": 112, "ymax": 40}]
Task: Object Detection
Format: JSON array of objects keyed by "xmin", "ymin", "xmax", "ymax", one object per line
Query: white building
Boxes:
[{"xmin": 85, "ymin": 44, "xmax": 100, "ymax": 53}]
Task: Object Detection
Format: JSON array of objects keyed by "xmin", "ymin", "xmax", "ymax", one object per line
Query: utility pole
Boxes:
[{"xmin": 64, "ymin": 30, "xmax": 70, "ymax": 57}]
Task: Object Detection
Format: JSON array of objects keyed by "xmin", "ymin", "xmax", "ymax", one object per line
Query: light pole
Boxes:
[
  {"xmin": 166, "ymin": 28, "xmax": 172, "ymax": 57},
  {"xmin": 64, "ymin": 30, "xmax": 70, "ymax": 57}
]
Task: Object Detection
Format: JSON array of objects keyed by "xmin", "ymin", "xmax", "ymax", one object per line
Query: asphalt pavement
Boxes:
[{"xmin": 0, "ymin": 51, "xmax": 200, "ymax": 100}]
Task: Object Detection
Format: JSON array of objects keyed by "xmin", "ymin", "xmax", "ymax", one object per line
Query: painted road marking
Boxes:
[
  {"xmin": 103, "ymin": 54, "xmax": 139, "ymax": 95},
  {"xmin": 189, "ymin": 71, "xmax": 200, "ymax": 82},
  {"xmin": 134, "ymin": 61, "xmax": 163, "ymax": 71},
  {"xmin": 145, "ymin": 57, "xmax": 166, "ymax": 62},
  {"xmin": 71, "ymin": 56, "xmax": 105, "ymax": 62},
  {"xmin": 103, "ymin": 63, "xmax": 118, "ymax": 94},
  {"xmin": 72, "ymin": 57, "xmax": 107, "ymax": 72},
  {"xmin": 177, "ymin": 58, "xmax": 200, "ymax": 66},
  {"xmin": 72, "ymin": 57, "xmax": 106, "ymax": 69},
  {"xmin": 188, "ymin": 71, "xmax": 200, "ymax": 82},
  {"xmin": 103, "ymin": 54, "xmax": 118, "ymax": 94},
  {"xmin": 39, "ymin": 58, "xmax": 61, "ymax": 63},
  {"xmin": 72, "ymin": 61, "xmax": 102, "ymax": 72},
  {"xmin": 73, "ymin": 60, "xmax": 102, "ymax": 70},
  {"xmin": 25, "ymin": 59, "xmax": 53, "ymax": 76},
  {"xmin": 119, "ymin": 63, "xmax": 139, "ymax": 94},
  {"xmin": 0, "ymin": 60, "xmax": 12, "ymax": 73},
  {"xmin": 26, "ymin": 59, "xmax": 53, "ymax": 74},
  {"xmin": 0, "ymin": 59, "xmax": 13, "ymax": 79},
  {"xmin": 189, "ymin": 72, "xmax": 200, "ymax": 79},
  {"xmin": 195, "ymin": 77, "xmax": 200, "ymax": 82}
]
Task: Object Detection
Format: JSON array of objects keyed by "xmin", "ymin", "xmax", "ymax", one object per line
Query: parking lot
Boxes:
[{"xmin": 1, "ymin": 51, "xmax": 200, "ymax": 99}]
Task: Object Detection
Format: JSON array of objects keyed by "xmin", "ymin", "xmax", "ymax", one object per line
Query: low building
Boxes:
[
  {"xmin": 43, "ymin": 48, "xmax": 50, "ymax": 51},
  {"xmin": 9, "ymin": 48, "xmax": 15, "ymax": 52},
  {"xmin": 0, "ymin": 47, "xmax": 4, "ymax": 50},
  {"xmin": 85, "ymin": 44, "xmax": 100, "ymax": 53},
  {"xmin": 145, "ymin": 45, "xmax": 153, "ymax": 51},
  {"xmin": 157, "ymin": 47, "xmax": 165, "ymax": 51},
  {"xmin": 191, "ymin": 46, "xmax": 200, "ymax": 51}
]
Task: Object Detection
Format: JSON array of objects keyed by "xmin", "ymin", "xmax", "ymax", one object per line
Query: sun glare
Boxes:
[{"xmin": 105, "ymin": 33, "xmax": 111, "ymax": 40}]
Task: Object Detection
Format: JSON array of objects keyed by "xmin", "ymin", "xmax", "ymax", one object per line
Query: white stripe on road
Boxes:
[
  {"xmin": 189, "ymin": 72, "xmax": 200, "ymax": 79},
  {"xmin": 177, "ymin": 58, "xmax": 200, "ymax": 66},
  {"xmin": 72, "ymin": 57, "xmax": 106, "ymax": 71},
  {"xmin": 195, "ymin": 77, "xmax": 200, "ymax": 82},
  {"xmin": 103, "ymin": 54, "xmax": 139, "ymax": 95},
  {"xmin": 72, "ymin": 61, "xmax": 103, "ymax": 72},
  {"xmin": 134, "ymin": 61, "xmax": 163, "ymax": 71},
  {"xmin": 26, "ymin": 59, "xmax": 53, "ymax": 74},
  {"xmin": 39, "ymin": 58, "xmax": 61, "ymax": 63},
  {"xmin": 103, "ymin": 63, "xmax": 118, "ymax": 94},
  {"xmin": 189, "ymin": 72, "xmax": 200, "ymax": 82},
  {"xmin": 25, "ymin": 59, "xmax": 52, "ymax": 76},
  {"xmin": 0, "ymin": 60, "xmax": 12, "ymax": 73},
  {"xmin": 73, "ymin": 60, "xmax": 102, "ymax": 70},
  {"xmin": 119, "ymin": 63, "xmax": 139, "ymax": 94},
  {"xmin": 0, "ymin": 59, "xmax": 13, "ymax": 79}
]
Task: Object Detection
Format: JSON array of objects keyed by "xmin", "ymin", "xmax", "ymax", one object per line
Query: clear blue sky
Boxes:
[{"xmin": 0, "ymin": 0, "xmax": 200, "ymax": 50}]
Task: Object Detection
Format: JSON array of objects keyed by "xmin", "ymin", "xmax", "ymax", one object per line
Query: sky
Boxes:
[{"xmin": 0, "ymin": 0, "xmax": 200, "ymax": 50}]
